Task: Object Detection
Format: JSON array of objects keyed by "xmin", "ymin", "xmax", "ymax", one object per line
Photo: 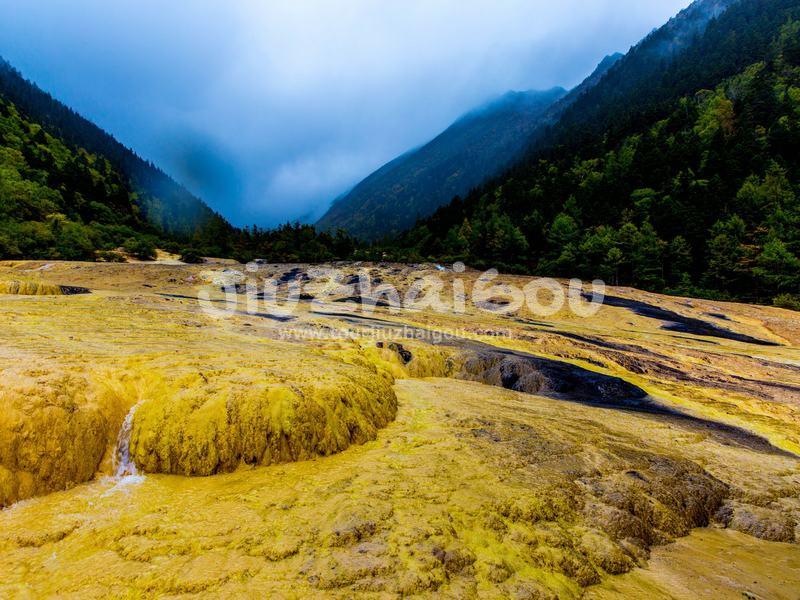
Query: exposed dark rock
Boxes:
[
  {"xmin": 715, "ymin": 501, "xmax": 797, "ymax": 542},
  {"xmin": 334, "ymin": 296, "xmax": 395, "ymax": 308},
  {"xmin": 706, "ymin": 312, "xmax": 731, "ymax": 321},
  {"xmin": 220, "ymin": 283, "xmax": 248, "ymax": 294},
  {"xmin": 278, "ymin": 268, "xmax": 309, "ymax": 283},
  {"xmin": 515, "ymin": 318, "xmax": 555, "ymax": 328},
  {"xmin": 306, "ymin": 308, "xmax": 793, "ymax": 456},
  {"xmin": 59, "ymin": 285, "xmax": 91, "ymax": 295},
  {"xmin": 249, "ymin": 312, "xmax": 296, "ymax": 323},
  {"xmin": 584, "ymin": 293, "xmax": 778, "ymax": 346},
  {"xmin": 377, "ymin": 342, "xmax": 413, "ymax": 364},
  {"xmin": 546, "ymin": 330, "xmax": 641, "ymax": 352},
  {"xmin": 475, "ymin": 297, "xmax": 512, "ymax": 312},
  {"xmin": 457, "ymin": 351, "xmax": 648, "ymax": 405}
]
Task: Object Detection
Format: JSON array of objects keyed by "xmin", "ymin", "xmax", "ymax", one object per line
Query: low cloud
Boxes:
[{"xmin": 0, "ymin": 0, "xmax": 690, "ymax": 226}]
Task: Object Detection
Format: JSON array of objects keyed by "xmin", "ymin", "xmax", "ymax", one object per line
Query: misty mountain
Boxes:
[
  {"xmin": 0, "ymin": 58, "xmax": 223, "ymax": 237},
  {"xmin": 317, "ymin": 86, "xmax": 571, "ymax": 240},
  {"xmin": 319, "ymin": 0, "xmax": 742, "ymax": 243},
  {"xmin": 317, "ymin": 50, "xmax": 623, "ymax": 242},
  {"xmin": 0, "ymin": 55, "xmax": 371, "ymax": 263},
  {"xmin": 550, "ymin": 0, "xmax": 741, "ymax": 144},
  {"xmin": 320, "ymin": 0, "xmax": 726, "ymax": 244},
  {"xmin": 644, "ymin": 0, "xmax": 734, "ymax": 57},
  {"xmin": 393, "ymin": 0, "xmax": 800, "ymax": 304}
]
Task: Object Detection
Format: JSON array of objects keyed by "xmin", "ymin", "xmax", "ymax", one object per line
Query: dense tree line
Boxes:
[
  {"xmin": 391, "ymin": 14, "xmax": 800, "ymax": 308},
  {"xmin": 0, "ymin": 57, "xmax": 363, "ymax": 265}
]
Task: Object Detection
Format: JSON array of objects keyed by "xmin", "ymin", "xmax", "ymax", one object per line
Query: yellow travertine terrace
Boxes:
[{"xmin": 0, "ymin": 260, "xmax": 798, "ymax": 598}]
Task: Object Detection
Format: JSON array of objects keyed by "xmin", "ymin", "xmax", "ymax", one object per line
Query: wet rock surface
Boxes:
[
  {"xmin": 584, "ymin": 293, "xmax": 779, "ymax": 346},
  {"xmin": 58, "ymin": 285, "xmax": 91, "ymax": 295},
  {"xmin": 456, "ymin": 350, "xmax": 647, "ymax": 405},
  {"xmin": 0, "ymin": 280, "xmax": 90, "ymax": 295}
]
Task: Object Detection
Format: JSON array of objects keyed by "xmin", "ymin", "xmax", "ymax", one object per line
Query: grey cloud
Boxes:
[{"xmin": 0, "ymin": 0, "xmax": 691, "ymax": 226}]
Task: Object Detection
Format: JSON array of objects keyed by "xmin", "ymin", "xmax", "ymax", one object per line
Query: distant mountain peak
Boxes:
[
  {"xmin": 635, "ymin": 0, "xmax": 738, "ymax": 58},
  {"xmin": 316, "ymin": 0, "xmax": 742, "ymax": 241},
  {"xmin": 567, "ymin": 53, "xmax": 623, "ymax": 97},
  {"xmin": 456, "ymin": 86, "xmax": 567, "ymax": 125},
  {"xmin": 597, "ymin": 52, "xmax": 624, "ymax": 71},
  {"xmin": 317, "ymin": 87, "xmax": 567, "ymax": 239}
]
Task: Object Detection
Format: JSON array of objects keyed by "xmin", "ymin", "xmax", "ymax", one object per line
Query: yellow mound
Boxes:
[
  {"xmin": 128, "ymin": 340, "xmax": 454, "ymax": 477},
  {"xmin": 0, "ymin": 355, "xmax": 400, "ymax": 500},
  {"xmin": 1, "ymin": 378, "xmax": 797, "ymax": 598},
  {"xmin": 130, "ymin": 360, "xmax": 397, "ymax": 476},
  {"xmin": 0, "ymin": 280, "xmax": 63, "ymax": 295},
  {"xmin": 0, "ymin": 369, "xmax": 127, "ymax": 506}
]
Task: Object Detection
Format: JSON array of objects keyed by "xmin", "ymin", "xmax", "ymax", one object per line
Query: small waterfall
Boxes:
[{"xmin": 113, "ymin": 402, "xmax": 142, "ymax": 478}]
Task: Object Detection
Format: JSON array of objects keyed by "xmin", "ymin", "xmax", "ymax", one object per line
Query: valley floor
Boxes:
[{"xmin": 0, "ymin": 261, "xmax": 798, "ymax": 598}]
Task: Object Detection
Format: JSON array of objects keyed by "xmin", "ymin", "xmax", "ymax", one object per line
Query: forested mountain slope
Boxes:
[
  {"xmin": 317, "ymin": 87, "xmax": 567, "ymax": 240},
  {"xmin": 394, "ymin": 0, "xmax": 800, "ymax": 306},
  {"xmin": 0, "ymin": 59, "xmax": 359, "ymax": 263},
  {"xmin": 320, "ymin": 0, "xmax": 738, "ymax": 242},
  {"xmin": 0, "ymin": 95, "xmax": 167, "ymax": 260},
  {"xmin": 0, "ymin": 58, "xmax": 224, "ymax": 237}
]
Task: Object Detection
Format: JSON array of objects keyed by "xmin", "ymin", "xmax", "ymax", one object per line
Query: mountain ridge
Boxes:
[
  {"xmin": 317, "ymin": 49, "xmax": 630, "ymax": 241},
  {"xmin": 0, "ymin": 57, "xmax": 224, "ymax": 237},
  {"xmin": 319, "ymin": 0, "xmax": 743, "ymax": 243},
  {"xmin": 391, "ymin": 0, "xmax": 800, "ymax": 305},
  {"xmin": 317, "ymin": 86, "xmax": 568, "ymax": 240},
  {"xmin": 0, "ymin": 56, "xmax": 364, "ymax": 263}
]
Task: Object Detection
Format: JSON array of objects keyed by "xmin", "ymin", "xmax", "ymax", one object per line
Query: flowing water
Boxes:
[{"xmin": 113, "ymin": 402, "xmax": 143, "ymax": 479}]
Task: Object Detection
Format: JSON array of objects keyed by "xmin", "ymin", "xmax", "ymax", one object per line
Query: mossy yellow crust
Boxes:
[
  {"xmin": 129, "ymin": 361, "xmax": 397, "ymax": 476},
  {"xmin": 0, "ymin": 273, "xmax": 409, "ymax": 499},
  {"xmin": 0, "ymin": 369, "xmax": 123, "ymax": 507},
  {"xmin": 0, "ymin": 356, "xmax": 399, "ymax": 497},
  {"xmin": 0, "ymin": 279, "xmax": 63, "ymax": 295},
  {"xmin": 0, "ymin": 261, "xmax": 799, "ymax": 597},
  {"xmin": 0, "ymin": 379, "xmax": 798, "ymax": 598},
  {"xmin": 587, "ymin": 528, "xmax": 800, "ymax": 600}
]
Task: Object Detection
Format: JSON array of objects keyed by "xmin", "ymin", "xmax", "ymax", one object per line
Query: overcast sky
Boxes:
[{"xmin": 0, "ymin": 0, "xmax": 691, "ymax": 227}]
